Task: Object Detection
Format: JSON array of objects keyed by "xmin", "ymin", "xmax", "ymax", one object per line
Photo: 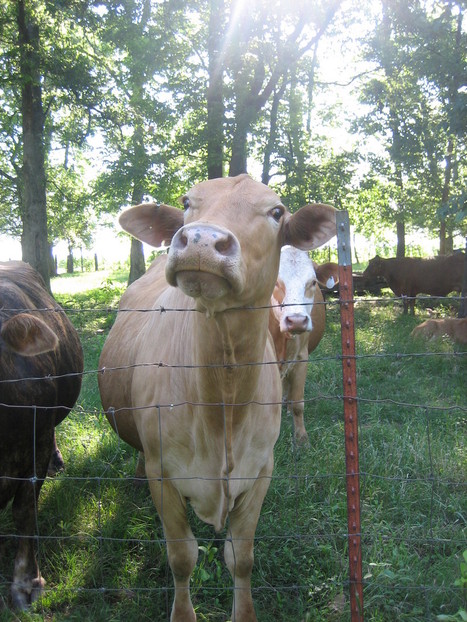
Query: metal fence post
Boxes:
[{"xmin": 336, "ymin": 210, "xmax": 364, "ymax": 621}]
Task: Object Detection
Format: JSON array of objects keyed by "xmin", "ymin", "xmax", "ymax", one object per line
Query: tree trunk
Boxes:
[
  {"xmin": 439, "ymin": 220, "xmax": 446, "ymax": 256},
  {"xmin": 128, "ymin": 176, "xmax": 146, "ymax": 286},
  {"xmin": 128, "ymin": 237, "xmax": 145, "ymax": 285},
  {"xmin": 229, "ymin": 111, "xmax": 250, "ymax": 176},
  {"xmin": 439, "ymin": 136, "xmax": 455, "ymax": 255},
  {"xmin": 381, "ymin": 2, "xmax": 408, "ymax": 261},
  {"xmin": 305, "ymin": 43, "xmax": 319, "ymax": 133},
  {"xmin": 48, "ymin": 244, "xmax": 57, "ymax": 277},
  {"xmin": 261, "ymin": 86, "xmax": 282, "ymax": 186},
  {"xmin": 459, "ymin": 238, "xmax": 467, "ymax": 319},
  {"xmin": 17, "ymin": 0, "xmax": 50, "ymax": 291},
  {"xmin": 445, "ymin": 235, "xmax": 453, "ymax": 254},
  {"xmin": 396, "ymin": 220, "xmax": 405, "ymax": 259},
  {"xmin": 207, "ymin": 0, "xmax": 225, "ymax": 179},
  {"xmin": 66, "ymin": 247, "xmax": 74, "ymax": 274},
  {"xmin": 226, "ymin": 3, "xmax": 335, "ymax": 180},
  {"xmin": 126, "ymin": 1, "xmax": 150, "ymax": 285}
]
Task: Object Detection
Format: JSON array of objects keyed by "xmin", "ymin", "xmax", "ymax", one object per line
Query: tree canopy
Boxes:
[{"xmin": 0, "ymin": 0, "xmax": 465, "ymax": 277}]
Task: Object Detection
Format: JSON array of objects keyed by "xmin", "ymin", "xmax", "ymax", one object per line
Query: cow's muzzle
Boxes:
[
  {"xmin": 165, "ymin": 223, "xmax": 243, "ymax": 300},
  {"xmin": 282, "ymin": 313, "xmax": 310, "ymax": 334}
]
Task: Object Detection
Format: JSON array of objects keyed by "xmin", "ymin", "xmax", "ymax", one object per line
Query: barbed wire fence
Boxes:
[{"xmin": 0, "ymin": 215, "xmax": 466, "ymax": 621}]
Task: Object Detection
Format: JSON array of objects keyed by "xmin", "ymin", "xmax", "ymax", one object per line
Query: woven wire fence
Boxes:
[{"xmin": 0, "ymin": 281, "xmax": 466, "ymax": 619}]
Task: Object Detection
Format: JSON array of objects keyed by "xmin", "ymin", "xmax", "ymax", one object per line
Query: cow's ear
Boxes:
[
  {"xmin": 315, "ymin": 262, "xmax": 340, "ymax": 289},
  {"xmin": 283, "ymin": 203, "xmax": 337, "ymax": 250},
  {"xmin": 1, "ymin": 313, "xmax": 59, "ymax": 356},
  {"xmin": 119, "ymin": 203, "xmax": 184, "ymax": 248}
]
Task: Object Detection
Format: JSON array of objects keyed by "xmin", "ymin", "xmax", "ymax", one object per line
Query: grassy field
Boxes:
[{"xmin": 0, "ymin": 268, "xmax": 465, "ymax": 622}]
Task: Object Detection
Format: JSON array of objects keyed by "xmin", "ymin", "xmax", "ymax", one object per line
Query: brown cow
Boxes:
[
  {"xmin": 361, "ymin": 253, "xmax": 465, "ymax": 314},
  {"xmin": 269, "ymin": 246, "xmax": 339, "ymax": 444},
  {"xmin": 98, "ymin": 175, "xmax": 337, "ymax": 621},
  {"xmin": 411, "ymin": 317, "xmax": 467, "ymax": 344},
  {"xmin": 0, "ymin": 261, "xmax": 83, "ymax": 609}
]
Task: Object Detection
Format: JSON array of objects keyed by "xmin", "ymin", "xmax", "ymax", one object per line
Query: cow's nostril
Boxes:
[
  {"xmin": 215, "ymin": 235, "xmax": 235, "ymax": 256},
  {"xmin": 285, "ymin": 314, "xmax": 308, "ymax": 332},
  {"xmin": 172, "ymin": 231, "xmax": 188, "ymax": 250}
]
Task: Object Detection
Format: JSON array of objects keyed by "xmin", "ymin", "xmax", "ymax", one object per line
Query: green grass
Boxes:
[{"xmin": 0, "ymin": 270, "xmax": 465, "ymax": 621}]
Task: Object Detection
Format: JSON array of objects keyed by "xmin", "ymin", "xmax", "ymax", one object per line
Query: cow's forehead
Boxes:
[
  {"xmin": 187, "ymin": 175, "xmax": 283, "ymax": 210},
  {"xmin": 279, "ymin": 246, "xmax": 316, "ymax": 282}
]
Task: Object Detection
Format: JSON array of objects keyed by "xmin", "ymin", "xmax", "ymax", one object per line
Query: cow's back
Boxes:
[
  {"xmin": 406, "ymin": 254, "xmax": 463, "ymax": 296},
  {"xmin": 375, "ymin": 254, "xmax": 464, "ymax": 297}
]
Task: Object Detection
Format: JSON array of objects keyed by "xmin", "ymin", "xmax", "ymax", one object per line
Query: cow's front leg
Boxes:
[
  {"xmin": 47, "ymin": 430, "xmax": 65, "ymax": 476},
  {"xmin": 288, "ymin": 360, "xmax": 309, "ymax": 445},
  {"xmin": 146, "ymin": 466, "xmax": 198, "ymax": 622},
  {"xmin": 134, "ymin": 450, "xmax": 146, "ymax": 484},
  {"xmin": 11, "ymin": 477, "xmax": 47, "ymax": 609},
  {"xmin": 225, "ymin": 467, "xmax": 273, "ymax": 622},
  {"xmin": 11, "ymin": 537, "xmax": 45, "ymax": 609}
]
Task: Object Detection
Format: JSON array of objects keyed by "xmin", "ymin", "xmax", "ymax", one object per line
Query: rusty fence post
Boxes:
[{"xmin": 336, "ymin": 210, "xmax": 363, "ymax": 621}]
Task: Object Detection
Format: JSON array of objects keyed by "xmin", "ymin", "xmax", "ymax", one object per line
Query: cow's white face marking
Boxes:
[{"xmin": 275, "ymin": 246, "xmax": 318, "ymax": 334}]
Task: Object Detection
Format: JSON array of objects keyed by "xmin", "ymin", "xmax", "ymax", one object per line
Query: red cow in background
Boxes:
[{"xmin": 362, "ymin": 253, "xmax": 464, "ymax": 314}]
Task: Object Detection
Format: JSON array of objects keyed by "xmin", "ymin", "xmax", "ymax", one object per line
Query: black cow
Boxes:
[{"xmin": 0, "ymin": 261, "xmax": 83, "ymax": 608}]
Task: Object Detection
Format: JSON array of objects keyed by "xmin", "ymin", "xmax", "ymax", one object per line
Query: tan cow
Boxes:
[
  {"xmin": 98, "ymin": 174, "xmax": 336, "ymax": 622},
  {"xmin": 411, "ymin": 317, "xmax": 467, "ymax": 344},
  {"xmin": 269, "ymin": 247, "xmax": 339, "ymax": 444}
]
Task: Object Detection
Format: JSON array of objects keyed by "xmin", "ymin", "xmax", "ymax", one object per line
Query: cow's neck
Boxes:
[
  {"xmin": 195, "ymin": 306, "xmax": 270, "ymax": 398},
  {"xmin": 194, "ymin": 305, "xmax": 270, "ymax": 476}
]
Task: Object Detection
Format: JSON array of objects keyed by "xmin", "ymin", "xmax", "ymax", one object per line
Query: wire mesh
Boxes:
[{"xmin": 0, "ymin": 266, "xmax": 466, "ymax": 621}]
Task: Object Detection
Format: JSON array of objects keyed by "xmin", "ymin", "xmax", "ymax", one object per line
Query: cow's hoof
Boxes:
[
  {"xmin": 11, "ymin": 576, "xmax": 45, "ymax": 609},
  {"xmin": 294, "ymin": 432, "xmax": 310, "ymax": 448},
  {"xmin": 47, "ymin": 449, "xmax": 65, "ymax": 476}
]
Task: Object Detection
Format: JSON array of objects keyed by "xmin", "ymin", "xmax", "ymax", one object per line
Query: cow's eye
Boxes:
[
  {"xmin": 306, "ymin": 280, "xmax": 317, "ymax": 296},
  {"xmin": 270, "ymin": 206, "xmax": 284, "ymax": 222},
  {"xmin": 183, "ymin": 197, "xmax": 190, "ymax": 211}
]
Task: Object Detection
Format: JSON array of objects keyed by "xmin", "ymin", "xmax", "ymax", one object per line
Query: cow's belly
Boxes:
[
  {"xmin": 135, "ymin": 397, "xmax": 281, "ymax": 531},
  {"xmin": 187, "ymin": 451, "xmax": 276, "ymax": 531}
]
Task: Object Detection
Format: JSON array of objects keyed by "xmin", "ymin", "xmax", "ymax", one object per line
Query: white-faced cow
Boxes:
[
  {"xmin": 0, "ymin": 261, "xmax": 83, "ymax": 609},
  {"xmin": 269, "ymin": 247, "xmax": 339, "ymax": 444},
  {"xmin": 98, "ymin": 174, "xmax": 336, "ymax": 621}
]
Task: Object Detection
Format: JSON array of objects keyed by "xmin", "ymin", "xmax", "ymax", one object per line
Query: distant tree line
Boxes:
[{"xmin": 0, "ymin": 0, "xmax": 465, "ymax": 289}]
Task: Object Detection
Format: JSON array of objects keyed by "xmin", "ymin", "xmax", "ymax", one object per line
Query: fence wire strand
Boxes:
[{"xmin": 1, "ymin": 286, "xmax": 466, "ymax": 620}]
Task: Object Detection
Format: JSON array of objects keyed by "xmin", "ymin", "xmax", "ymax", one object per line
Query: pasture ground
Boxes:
[{"xmin": 0, "ymin": 269, "xmax": 465, "ymax": 621}]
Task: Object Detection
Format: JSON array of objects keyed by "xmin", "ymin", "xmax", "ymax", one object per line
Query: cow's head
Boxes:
[
  {"xmin": 272, "ymin": 248, "xmax": 339, "ymax": 336},
  {"xmin": 119, "ymin": 175, "xmax": 337, "ymax": 315},
  {"xmin": 362, "ymin": 255, "xmax": 383, "ymax": 281}
]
